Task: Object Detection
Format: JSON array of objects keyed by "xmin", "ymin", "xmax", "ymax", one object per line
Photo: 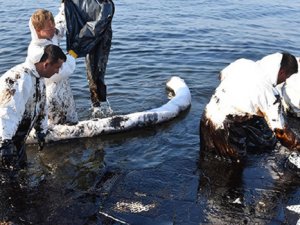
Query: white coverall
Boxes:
[
  {"xmin": 206, "ymin": 53, "xmax": 285, "ymax": 131},
  {"xmin": 28, "ymin": 4, "xmax": 78, "ymax": 125},
  {"xmin": 0, "ymin": 59, "xmax": 47, "ymax": 150},
  {"xmin": 281, "ymin": 58, "xmax": 300, "ymax": 116}
]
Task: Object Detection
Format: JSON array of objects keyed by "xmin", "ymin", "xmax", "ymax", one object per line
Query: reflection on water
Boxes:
[
  {"xmin": 198, "ymin": 145, "xmax": 300, "ymax": 224},
  {"xmin": 0, "ymin": 138, "xmax": 107, "ymax": 224}
]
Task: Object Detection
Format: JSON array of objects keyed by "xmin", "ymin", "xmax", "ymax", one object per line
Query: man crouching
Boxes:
[
  {"xmin": 200, "ymin": 52, "xmax": 300, "ymax": 162},
  {"xmin": 0, "ymin": 44, "xmax": 66, "ymax": 170}
]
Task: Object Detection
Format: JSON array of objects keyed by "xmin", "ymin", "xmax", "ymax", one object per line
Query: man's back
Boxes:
[{"xmin": 205, "ymin": 58, "xmax": 276, "ymax": 129}]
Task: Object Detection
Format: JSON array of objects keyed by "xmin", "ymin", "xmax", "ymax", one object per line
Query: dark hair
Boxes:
[
  {"xmin": 280, "ymin": 52, "xmax": 298, "ymax": 77},
  {"xmin": 40, "ymin": 44, "xmax": 66, "ymax": 64}
]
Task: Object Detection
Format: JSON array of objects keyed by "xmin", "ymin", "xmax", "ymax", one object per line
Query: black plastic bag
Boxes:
[{"xmin": 64, "ymin": 0, "xmax": 115, "ymax": 58}]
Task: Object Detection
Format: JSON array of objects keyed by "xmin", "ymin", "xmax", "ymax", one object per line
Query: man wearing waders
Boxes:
[{"xmin": 64, "ymin": 0, "xmax": 115, "ymax": 117}]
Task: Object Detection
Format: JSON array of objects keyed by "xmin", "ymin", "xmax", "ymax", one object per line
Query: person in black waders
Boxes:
[
  {"xmin": 64, "ymin": 0, "xmax": 115, "ymax": 118},
  {"xmin": 0, "ymin": 44, "xmax": 66, "ymax": 171}
]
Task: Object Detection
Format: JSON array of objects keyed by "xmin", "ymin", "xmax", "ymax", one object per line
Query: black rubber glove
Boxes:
[
  {"xmin": 37, "ymin": 132, "xmax": 47, "ymax": 151},
  {"xmin": 0, "ymin": 140, "xmax": 18, "ymax": 169}
]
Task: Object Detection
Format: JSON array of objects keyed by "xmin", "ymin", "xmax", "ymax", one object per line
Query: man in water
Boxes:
[
  {"xmin": 0, "ymin": 44, "xmax": 66, "ymax": 170},
  {"xmin": 29, "ymin": 7, "xmax": 78, "ymax": 125},
  {"xmin": 200, "ymin": 52, "xmax": 300, "ymax": 161}
]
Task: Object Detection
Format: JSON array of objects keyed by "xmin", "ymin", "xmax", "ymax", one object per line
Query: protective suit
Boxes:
[
  {"xmin": 281, "ymin": 58, "xmax": 300, "ymax": 116},
  {"xmin": 200, "ymin": 53, "xmax": 300, "ymax": 160},
  {"xmin": 0, "ymin": 53, "xmax": 48, "ymax": 168},
  {"xmin": 64, "ymin": 0, "xmax": 115, "ymax": 106},
  {"xmin": 28, "ymin": 4, "xmax": 78, "ymax": 125}
]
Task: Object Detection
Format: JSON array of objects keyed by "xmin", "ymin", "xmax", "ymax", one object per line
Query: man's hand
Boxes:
[{"xmin": 275, "ymin": 127, "xmax": 300, "ymax": 151}]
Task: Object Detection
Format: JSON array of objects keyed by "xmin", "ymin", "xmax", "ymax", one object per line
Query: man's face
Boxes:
[
  {"xmin": 277, "ymin": 68, "xmax": 293, "ymax": 85},
  {"xmin": 40, "ymin": 59, "xmax": 64, "ymax": 78},
  {"xmin": 36, "ymin": 19, "xmax": 56, "ymax": 40}
]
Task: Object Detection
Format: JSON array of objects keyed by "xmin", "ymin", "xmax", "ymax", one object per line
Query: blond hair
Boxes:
[{"xmin": 31, "ymin": 9, "xmax": 54, "ymax": 30}]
